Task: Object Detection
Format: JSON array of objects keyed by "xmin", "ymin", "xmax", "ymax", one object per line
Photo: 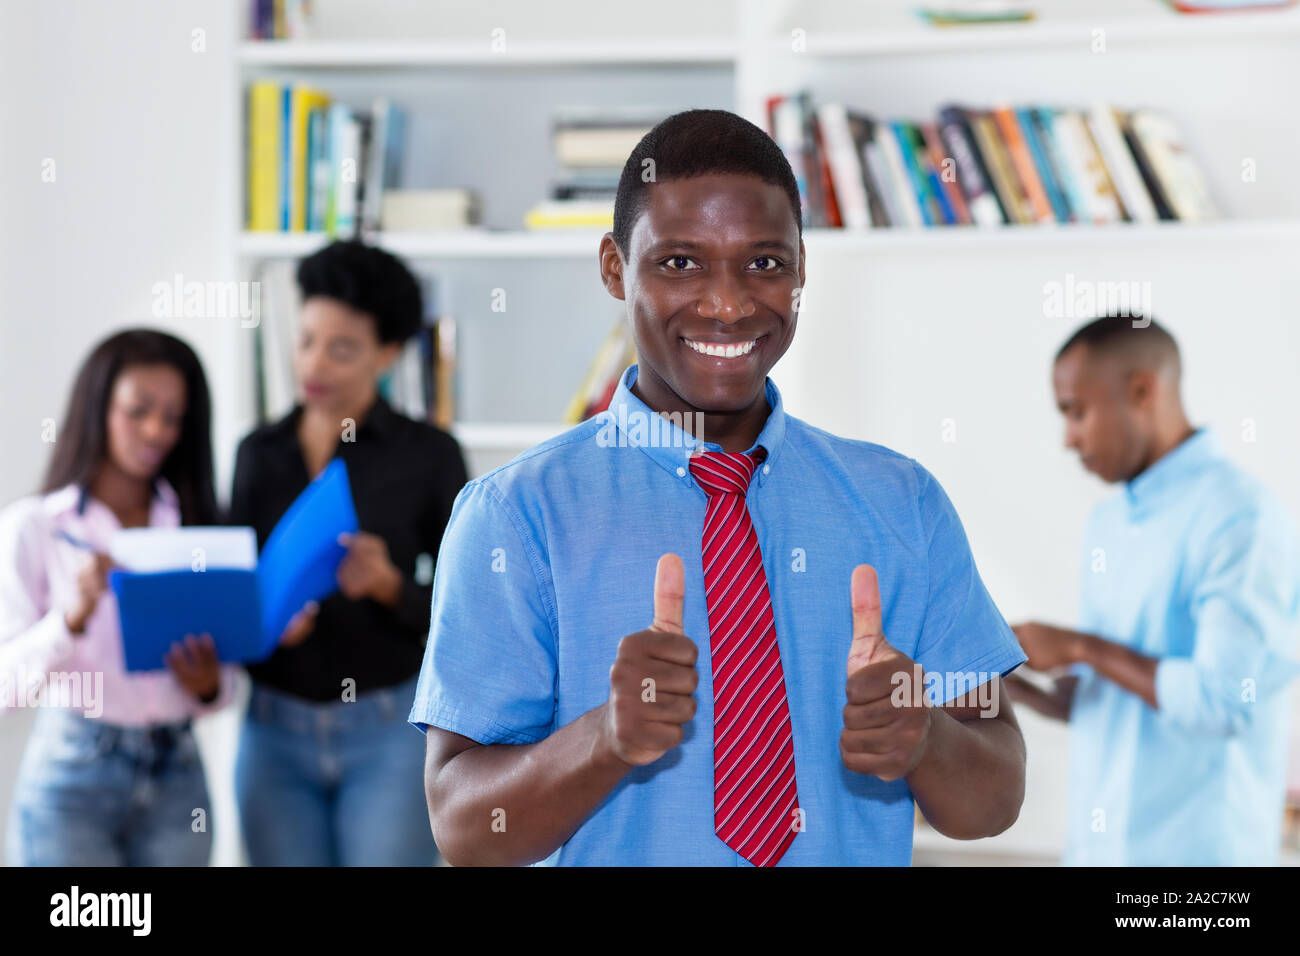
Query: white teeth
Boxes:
[{"xmin": 685, "ymin": 338, "xmax": 755, "ymax": 358}]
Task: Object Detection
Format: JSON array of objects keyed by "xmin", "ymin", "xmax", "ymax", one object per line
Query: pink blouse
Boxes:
[{"xmin": 0, "ymin": 481, "xmax": 239, "ymax": 725}]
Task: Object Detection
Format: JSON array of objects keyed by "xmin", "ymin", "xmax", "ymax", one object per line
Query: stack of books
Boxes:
[
  {"xmin": 768, "ymin": 91, "xmax": 1219, "ymax": 228},
  {"xmin": 525, "ymin": 110, "xmax": 664, "ymax": 230},
  {"xmin": 245, "ymin": 82, "xmax": 409, "ymax": 235}
]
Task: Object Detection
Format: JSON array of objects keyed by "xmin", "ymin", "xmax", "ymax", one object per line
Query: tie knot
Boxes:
[{"xmin": 689, "ymin": 449, "xmax": 764, "ymax": 498}]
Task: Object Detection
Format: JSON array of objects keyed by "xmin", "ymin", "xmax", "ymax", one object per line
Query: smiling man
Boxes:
[{"xmin": 409, "ymin": 108, "xmax": 1027, "ymax": 866}]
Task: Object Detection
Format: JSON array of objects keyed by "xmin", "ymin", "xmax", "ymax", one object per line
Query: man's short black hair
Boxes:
[
  {"xmin": 1055, "ymin": 313, "xmax": 1181, "ymax": 379},
  {"xmin": 612, "ymin": 108, "xmax": 802, "ymax": 261},
  {"xmin": 296, "ymin": 239, "xmax": 423, "ymax": 344}
]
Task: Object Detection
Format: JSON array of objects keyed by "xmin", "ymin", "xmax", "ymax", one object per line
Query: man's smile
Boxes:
[{"xmin": 680, "ymin": 334, "xmax": 767, "ymax": 362}]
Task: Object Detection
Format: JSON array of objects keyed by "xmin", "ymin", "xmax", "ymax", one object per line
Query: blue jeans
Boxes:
[
  {"xmin": 235, "ymin": 674, "xmax": 437, "ymax": 866},
  {"xmin": 5, "ymin": 706, "xmax": 212, "ymax": 866}
]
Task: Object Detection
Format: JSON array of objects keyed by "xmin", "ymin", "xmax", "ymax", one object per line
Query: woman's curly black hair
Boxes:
[{"xmin": 296, "ymin": 239, "xmax": 424, "ymax": 344}]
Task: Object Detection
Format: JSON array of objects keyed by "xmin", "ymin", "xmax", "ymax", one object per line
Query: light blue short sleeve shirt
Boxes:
[{"xmin": 410, "ymin": 364, "xmax": 1026, "ymax": 865}]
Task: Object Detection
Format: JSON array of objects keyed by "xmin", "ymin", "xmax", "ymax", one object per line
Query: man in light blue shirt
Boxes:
[
  {"xmin": 409, "ymin": 108, "xmax": 1027, "ymax": 866},
  {"xmin": 1009, "ymin": 314, "xmax": 1300, "ymax": 865}
]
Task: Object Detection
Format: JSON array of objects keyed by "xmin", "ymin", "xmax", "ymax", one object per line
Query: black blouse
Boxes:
[{"xmin": 228, "ymin": 396, "xmax": 468, "ymax": 701}]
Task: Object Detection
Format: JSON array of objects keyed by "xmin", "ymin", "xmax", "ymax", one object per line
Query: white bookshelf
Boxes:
[
  {"xmin": 240, "ymin": 219, "xmax": 1300, "ymax": 263},
  {"xmin": 237, "ymin": 38, "xmax": 738, "ymax": 67},
  {"xmin": 227, "ymin": 0, "xmax": 1300, "ymax": 864}
]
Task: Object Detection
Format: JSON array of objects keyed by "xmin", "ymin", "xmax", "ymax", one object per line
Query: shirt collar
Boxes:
[
  {"xmin": 47, "ymin": 477, "xmax": 180, "ymax": 529},
  {"xmin": 1124, "ymin": 426, "xmax": 1220, "ymax": 512},
  {"xmin": 276, "ymin": 393, "xmax": 400, "ymax": 441},
  {"xmin": 602, "ymin": 364, "xmax": 786, "ymax": 490}
]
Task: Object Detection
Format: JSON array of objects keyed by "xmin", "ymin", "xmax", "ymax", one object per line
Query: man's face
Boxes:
[
  {"xmin": 601, "ymin": 173, "xmax": 805, "ymax": 415},
  {"xmin": 1052, "ymin": 345, "xmax": 1147, "ymax": 483}
]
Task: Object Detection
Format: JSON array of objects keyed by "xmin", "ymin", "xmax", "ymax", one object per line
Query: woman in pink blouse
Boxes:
[{"xmin": 1, "ymin": 329, "xmax": 238, "ymax": 865}]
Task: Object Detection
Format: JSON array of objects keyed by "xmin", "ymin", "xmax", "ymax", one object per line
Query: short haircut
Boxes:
[
  {"xmin": 296, "ymin": 239, "xmax": 423, "ymax": 344},
  {"xmin": 612, "ymin": 108, "xmax": 802, "ymax": 260},
  {"xmin": 1055, "ymin": 313, "xmax": 1181, "ymax": 379}
]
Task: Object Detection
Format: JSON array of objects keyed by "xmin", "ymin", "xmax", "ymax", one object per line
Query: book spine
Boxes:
[
  {"xmin": 970, "ymin": 111, "xmax": 1028, "ymax": 223},
  {"xmin": 993, "ymin": 106, "xmax": 1054, "ymax": 223},
  {"xmin": 247, "ymin": 81, "xmax": 281, "ymax": 231},
  {"xmin": 818, "ymin": 104, "xmax": 871, "ymax": 229},
  {"xmin": 877, "ymin": 123, "xmax": 923, "ymax": 227},
  {"xmin": 1036, "ymin": 108, "xmax": 1087, "ymax": 224},
  {"xmin": 1017, "ymin": 107, "xmax": 1072, "ymax": 223},
  {"xmin": 921, "ymin": 121, "xmax": 971, "ymax": 225},
  {"xmin": 1087, "ymin": 102, "xmax": 1158, "ymax": 222},
  {"xmin": 892, "ymin": 122, "xmax": 936, "ymax": 226},
  {"xmin": 863, "ymin": 141, "xmax": 902, "ymax": 227},
  {"xmin": 938, "ymin": 107, "xmax": 1005, "ymax": 226}
]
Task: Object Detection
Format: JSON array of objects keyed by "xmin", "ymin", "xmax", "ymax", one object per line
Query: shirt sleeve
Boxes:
[
  {"xmin": 910, "ymin": 462, "xmax": 1027, "ymax": 705},
  {"xmin": 1154, "ymin": 504, "xmax": 1300, "ymax": 736},
  {"xmin": 407, "ymin": 479, "xmax": 558, "ymax": 744},
  {"xmin": 0, "ymin": 499, "xmax": 78, "ymax": 706}
]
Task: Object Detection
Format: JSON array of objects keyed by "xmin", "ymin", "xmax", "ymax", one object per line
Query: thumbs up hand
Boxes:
[
  {"xmin": 840, "ymin": 565, "xmax": 933, "ymax": 781},
  {"xmin": 599, "ymin": 553, "xmax": 700, "ymax": 769}
]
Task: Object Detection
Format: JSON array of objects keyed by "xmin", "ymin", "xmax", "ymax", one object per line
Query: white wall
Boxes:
[{"xmin": 0, "ymin": 0, "xmax": 244, "ymax": 866}]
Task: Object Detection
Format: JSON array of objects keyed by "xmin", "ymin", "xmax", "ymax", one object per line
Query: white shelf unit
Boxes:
[{"xmin": 228, "ymin": 0, "xmax": 1300, "ymax": 863}]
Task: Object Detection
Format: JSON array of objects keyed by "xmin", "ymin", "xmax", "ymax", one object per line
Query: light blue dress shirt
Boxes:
[
  {"xmin": 410, "ymin": 364, "xmax": 1026, "ymax": 865},
  {"xmin": 1066, "ymin": 427, "xmax": 1300, "ymax": 865}
]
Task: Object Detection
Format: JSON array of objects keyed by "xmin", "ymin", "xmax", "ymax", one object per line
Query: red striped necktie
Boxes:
[{"xmin": 690, "ymin": 447, "xmax": 799, "ymax": 867}]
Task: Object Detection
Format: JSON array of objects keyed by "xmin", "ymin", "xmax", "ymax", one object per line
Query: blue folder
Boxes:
[{"xmin": 109, "ymin": 459, "xmax": 359, "ymax": 672}]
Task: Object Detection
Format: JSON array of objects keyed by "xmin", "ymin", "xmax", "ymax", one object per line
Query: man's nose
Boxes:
[{"xmin": 696, "ymin": 272, "xmax": 755, "ymax": 323}]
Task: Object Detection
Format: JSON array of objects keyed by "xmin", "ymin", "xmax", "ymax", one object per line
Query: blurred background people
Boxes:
[
  {"xmin": 228, "ymin": 240, "xmax": 468, "ymax": 866},
  {"xmin": 1007, "ymin": 314, "xmax": 1300, "ymax": 865},
  {"xmin": 1, "ymin": 329, "xmax": 237, "ymax": 865}
]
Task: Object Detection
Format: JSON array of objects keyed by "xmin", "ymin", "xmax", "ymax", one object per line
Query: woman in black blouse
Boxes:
[{"xmin": 229, "ymin": 240, "xmax": 467, "ymax": 866}]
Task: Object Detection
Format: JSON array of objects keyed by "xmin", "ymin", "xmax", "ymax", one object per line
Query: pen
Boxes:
[{"xmin": 53, "ymin": 529, "xmax": 98, "ymax": 551}]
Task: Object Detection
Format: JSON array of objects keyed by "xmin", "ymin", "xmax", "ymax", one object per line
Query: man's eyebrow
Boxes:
[{"xmin": 648, "ymin": 239, "xmax": 795, "ymax": 253}]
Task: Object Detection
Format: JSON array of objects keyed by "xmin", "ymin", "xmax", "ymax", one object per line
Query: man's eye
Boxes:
[
  {"xmin": 663, "ymin": 256, "xmax": 698, "ymax": 271},
  {"xmin": 751, "ymin": 256, "xmax": 782, "ymax": 271}
]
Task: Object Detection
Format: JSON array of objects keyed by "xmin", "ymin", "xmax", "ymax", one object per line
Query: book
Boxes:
[
  {"xmin": 1127, "ymin": 110, "xmax": 1218, "ymax": 221},
  {"xmin": 993, "ymin": 106, "xmax": 1054, "ymax": 223},
  {"xmin": 108, "ymin": 460, "xmax": 358, "ymax": 671},
  {"xmin": 921, "ymin": 121, "xmax": 972, "ymax": 225},
  {"xmin": 361, "ymin": 98, "xmax": 407, "ymax": 233},
  {"xmin": 969, "ymin": 110, "xmax": 1031, "ymax": 223},
  {"xmin": 286, "ymin": 85, "xmax": 332, "ymax": 231},
  {"xmin": 818, "ymin": 103, "xmax": 872, "ymax": 229},
  {"xmin": 937, "ymin": 106, "xmax": 1006, "ymax": 226},
  {"xmin": 1087, "ymin": 102, "xmax": 1158, "ymax": 222},
  {"xmin": 1054, "ymin": 109, "xmax": 1124, "ymax": 223},
  {"xmin": 246, "ymin": 80, "xmax": 282, "ymax": 232},
  {"xmin": 1016, "ymin": 107, "xmax": 1072, "ymax": 223}
]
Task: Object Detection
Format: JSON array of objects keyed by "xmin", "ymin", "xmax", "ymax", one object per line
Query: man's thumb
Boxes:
[
  {"xmin": 848, "ymin": 564, "xmax": 886, "ymax": 675},
  {"xmin": 651, "ymin": 553, "xmax": 685, "ymax": 634}
]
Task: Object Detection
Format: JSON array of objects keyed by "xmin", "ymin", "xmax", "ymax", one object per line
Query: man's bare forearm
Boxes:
[
  {"xmin": 1075, "ymin": 633, "xmax": 1157, "ymax": 708},
  {"xmin": 1005, "ymin": 673, "xmax": 1075, "ymax": 721},
  {"xmin": 428, "ymin": 705, "xmax": 632, "ymax": 866},
  {"xmin": 906, "ymin": 702, "xmax": 1025, "ymax": 840}
]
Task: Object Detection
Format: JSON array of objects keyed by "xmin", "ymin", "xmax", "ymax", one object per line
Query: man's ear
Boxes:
[
  {"xmin": 1128, "ymin": 367, "xmax": 1157, "ymax": 410},
  {"xmin": 599, "ymin": 233, "xmax": 627, "ymax": 301}
]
